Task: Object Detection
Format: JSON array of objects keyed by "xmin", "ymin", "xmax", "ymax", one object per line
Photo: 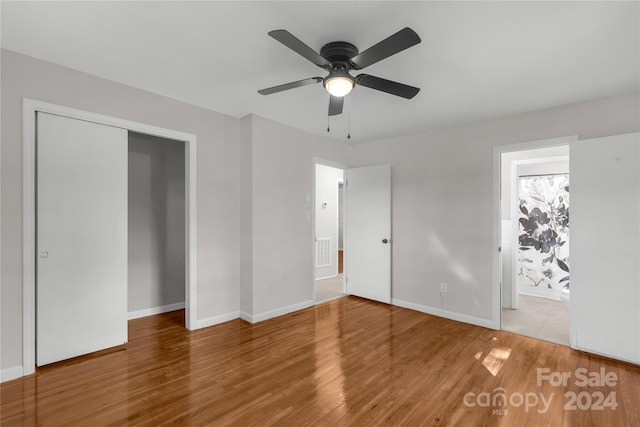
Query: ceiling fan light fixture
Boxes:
[{"xmin": 323, "ymin": 71, "xmax": 355, "ymax": 97}]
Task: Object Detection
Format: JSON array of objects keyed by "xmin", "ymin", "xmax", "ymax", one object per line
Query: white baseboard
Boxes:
[
  {"xmin": 315, "ymin": 294, "xmax": 346, "ymax": 304},
  {"xmin": 193, "ymin": 311, "xmax": 240, "ymax": 329},
  {"xmin": 519, "ymin": 291, "xmax": 561, "ymax": 302},
  {"xmin": 239, "ymin": 311, "xmax": 252, "ymax": 323},
  {"xmin": 392, "ymin": 298, "xmax": 496, "ymax": 330},
  {"xmin": 245, "ymin": 300, "xmax": 314, "ymax": 323},
  {"xmin": 1, "ymin": 366, "xmax": 24, "ymax": 383},
  {"xmin": 128, "ymin": 302, "xmax": 185, "ymax": 320},
  {"xmin": 316, "ymin": 274, "xmax": 339, "ymax": 280}
]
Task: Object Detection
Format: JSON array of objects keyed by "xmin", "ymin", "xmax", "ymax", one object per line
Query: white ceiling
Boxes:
[{"xmin": 2, "ymin": 1, "xmax": 638, "ymax": 143}]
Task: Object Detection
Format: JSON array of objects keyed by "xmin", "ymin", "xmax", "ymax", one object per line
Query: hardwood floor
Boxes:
[{"xmin": 2, "ymin": 297, "xmax": 639, "ymax": 426}]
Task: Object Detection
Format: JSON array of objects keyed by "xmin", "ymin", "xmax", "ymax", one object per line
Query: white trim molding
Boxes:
[
  {"xmin": 316, "ymin": 295, "xmax": 346, "ymax": 304},
  {"xmin": 246, "ymin": 300, "xmax": 315, "ymax": 324},
  {"xmin": 128, "ymin": 302, "xmax": 186, "ymax": 320},
  {"xmin": 193, "ymin": 311, "xmax": 241, "ymax": 329},
  {"xmin": 0, "ymin": 366, "xmax": 24, "ymax": 383},
  {"xmin": 392, "ymin": 298, "xmax": 495, "ymax": 330},
  {"xmin": 22, "ymin": 98, "xmax": 198, "ymax": 378},
  {"xmin": 1, "ymin": 366, "xmax": 24, "ymax": 383}
]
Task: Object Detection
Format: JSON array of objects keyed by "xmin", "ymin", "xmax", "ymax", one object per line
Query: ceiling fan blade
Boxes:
[
  {"xmin": 351, "ymin": 27, "xmax": 421, "ymax": 70},
  {"xmin": 268, "ymin": 30, "xmax": 330, "ymax": 68},
  {"xmin": 356, "ymin": 74, "xmax": 420, "ymax": 99},
  {"xmin": 258, "ymin": 77, "xmax": 322, "ymax": 95},
  {"xmin": 328, "ymin": 95, "xmax": 344, "ymax": 116}
]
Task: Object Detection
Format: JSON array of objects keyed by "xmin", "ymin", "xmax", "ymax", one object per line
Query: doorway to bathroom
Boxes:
[
  {"xmin": 314, "ymin": 163, "xmax": 345, "ymax": 303},
  {"xmin": 500, "ymin": 143, "xmax": 571, "ymax": 346}
]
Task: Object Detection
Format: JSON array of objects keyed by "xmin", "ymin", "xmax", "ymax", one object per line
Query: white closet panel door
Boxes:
[
  {"xmin": 346, "ymin": 164, "xmax": 392, "ymax": 303},
  {"xmin": 570, "ymin": 132, "xmax": 640, "ymax": 364},
  {"xmin": 37, "ymin": 112, "xmax": 128, "ymax": 366}
]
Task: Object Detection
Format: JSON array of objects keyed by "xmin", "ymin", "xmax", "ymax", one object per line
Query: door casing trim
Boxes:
[
  {"xmin": 312, "ymin": 158, "xmax": 347, "ymax": 303},
  {"xmin": 492, "ymin": 135, "xmax": 577, "ymax": 333},
  {"xmin": 22, "ymin": 98, "xmax": 198, "ymax": 376}
]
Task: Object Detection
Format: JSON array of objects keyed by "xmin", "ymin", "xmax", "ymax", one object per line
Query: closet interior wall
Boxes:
[{"xmin": 128, "ymin": 132, "xmax": 186, "ymax": 315}]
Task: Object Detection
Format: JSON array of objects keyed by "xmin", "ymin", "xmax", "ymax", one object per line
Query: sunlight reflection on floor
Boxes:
[{"xmin": 481, "ymin": 347, "xmax": 512, "ymax": 376}]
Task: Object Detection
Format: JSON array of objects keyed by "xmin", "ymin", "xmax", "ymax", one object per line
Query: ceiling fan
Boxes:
[{"xmin": 258, "ymin": 28, "xmax": 421, "ymax": 117}]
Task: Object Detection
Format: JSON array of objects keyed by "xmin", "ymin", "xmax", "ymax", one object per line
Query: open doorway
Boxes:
[
  {"xmin": 500, "ymin": 144, "xmax": 571, "ymax": 346},
  {"xmin": 128, "ymin": 132, "xmax": 186, "ymax": 321},
  {"xmin": 314, "ymin": 163, "xmax": 345, "ymax": 303}
]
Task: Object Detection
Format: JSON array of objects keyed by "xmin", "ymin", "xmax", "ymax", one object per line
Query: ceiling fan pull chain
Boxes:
[
  {"xmin": 327, "ymin": 115, "xmax": 330, "ymax": 133},
  {"xmin": 347, "ymin": 98, "xmax": 351, "ymax": 139}
]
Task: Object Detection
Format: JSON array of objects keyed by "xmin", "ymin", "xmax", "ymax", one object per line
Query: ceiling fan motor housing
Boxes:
[{"xmin": 320, "ymin": 41, "xmax": 359, "ymax": 70}]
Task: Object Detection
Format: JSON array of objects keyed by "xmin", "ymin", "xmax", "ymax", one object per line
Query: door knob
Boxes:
[
  {"xmin": 40, "ymin": 251, "xmax": 49, "ymax": 258},
  {"xmin": 382, "ymin": 239, "xmax": 389, "ymax": 244}
]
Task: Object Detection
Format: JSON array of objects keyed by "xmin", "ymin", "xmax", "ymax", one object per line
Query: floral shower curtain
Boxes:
[{"xmin": 517, "ymin": 174, "xmax": 570, "ymax": 299}]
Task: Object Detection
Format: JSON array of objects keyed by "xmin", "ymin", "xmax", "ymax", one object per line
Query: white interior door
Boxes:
[
  {"xmin": 37, "ymin": 112, "xmax": 128, "ymax": 366},
  {"xmin": 345, "ymin": 164, "xmax": 391, "ymax": 303},
  {"xmin": 570, "ymin": 132, "xmax": 640, "ymax": 364}
]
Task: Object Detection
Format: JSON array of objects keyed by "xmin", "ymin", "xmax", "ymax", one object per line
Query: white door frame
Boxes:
[
  {"xmin": 492, "ymin": 135, "xmax": 577, "ymax": 331},
  {"xmin": 312, "ymin": 158, "xmax": 347, "ymax": 303},
  {"xmin": 22, "ymin": 98, "xmax": 198, "ymax": 375}
]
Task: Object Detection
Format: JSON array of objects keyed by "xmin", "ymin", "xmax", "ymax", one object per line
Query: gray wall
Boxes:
[
  {"xmin": 348, "ymin": 91, "xmax": 640, "ymax": 326},
  {"xmin": 128, "ymin": 132, "xmax": 185, "ymax": 313},
  {"xmin": 1, "ymin": 49, "xmax": 242, "ymax": 371}
]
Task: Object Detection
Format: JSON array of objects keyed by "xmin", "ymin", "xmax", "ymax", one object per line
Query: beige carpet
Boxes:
[
  {"xmin": 315, "ymin": 274, "xmax": 344, "ymax": 303},
  {"xmin": 502, "ymin": 294, "xmax": 569, "ymax": 346}
]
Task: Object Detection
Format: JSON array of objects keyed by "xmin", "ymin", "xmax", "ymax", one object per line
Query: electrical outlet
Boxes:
[
  {"xmin": 440, "ymin": 282, "xmax": 448, "ymax": 293},
  {"xmin": 261, "ymin": 283, "xmax": 268, "ymax": 295}
]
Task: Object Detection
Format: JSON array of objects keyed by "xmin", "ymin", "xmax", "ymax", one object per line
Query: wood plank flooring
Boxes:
[{"xmin": 2, "ymin": 296, "xmax": 639, "ymax": 426}]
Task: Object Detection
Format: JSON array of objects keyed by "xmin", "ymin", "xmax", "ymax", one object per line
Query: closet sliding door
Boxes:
[
  {"xmin": 570, "ymin": 132, "xmax": 640, "ymax": 364},
  {"xmin": 37, "ymin": 112, "xmax": 128, "ymax": 366}
]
